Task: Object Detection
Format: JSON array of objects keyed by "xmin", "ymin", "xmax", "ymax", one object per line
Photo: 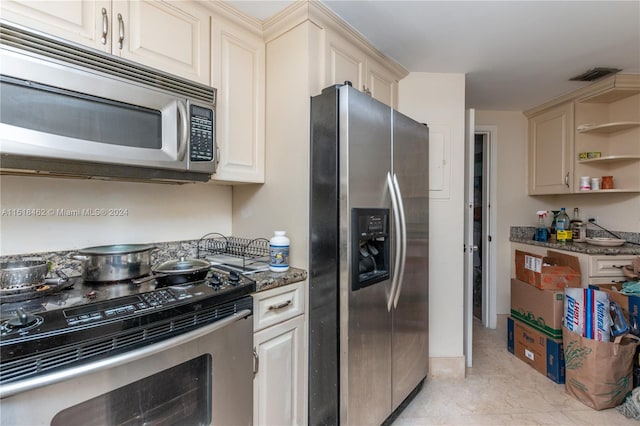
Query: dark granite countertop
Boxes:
[
  {"xmin": 251, "ymin": 267, "xmax": 308, "ymax": 292},
  {"xmin": 510, "ymin": 226, "xmax": 640, "ymax": 255}
]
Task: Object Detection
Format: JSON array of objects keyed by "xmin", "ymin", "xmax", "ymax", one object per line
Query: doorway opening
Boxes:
[
  {"xmin": 472, "ymin": 133, "xmax": 484, "ymax": 321},
  {"xmin": 473, "ymin": 127, "xmax": 497, "ymax": 329}
]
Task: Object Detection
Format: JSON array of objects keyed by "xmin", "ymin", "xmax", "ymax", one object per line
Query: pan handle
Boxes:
[{"xmin": 131, "ymin": 273, "xmax": 167, "ymax": 285}]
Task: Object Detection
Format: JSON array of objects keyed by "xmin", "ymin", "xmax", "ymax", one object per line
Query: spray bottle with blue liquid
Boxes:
[{"xmin": 534, "ymin": 210, "xmax": 549, "ymax": 242}]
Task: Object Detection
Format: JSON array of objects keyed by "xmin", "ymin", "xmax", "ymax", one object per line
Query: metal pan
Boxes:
[{"xmin": 132, "ymin": 257, "xmax": 211, "ymax": 285}]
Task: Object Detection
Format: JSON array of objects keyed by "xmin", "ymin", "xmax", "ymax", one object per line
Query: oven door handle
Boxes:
[{"xmin": 0, "ymin": 309, "xmax": 252, "ymax": 399}]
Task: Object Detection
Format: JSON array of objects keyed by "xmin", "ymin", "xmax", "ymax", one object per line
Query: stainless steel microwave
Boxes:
[{"xmin": 0, "ymin": 21, "xmax": 217, "ymax": 183}]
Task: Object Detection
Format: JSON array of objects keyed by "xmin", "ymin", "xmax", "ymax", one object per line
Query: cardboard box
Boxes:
[
  {"xmin": 511, "ymin": 278, "xmax": 564, "ymax": 339},
  {"xmin": 589, "ymin": 283, "xmax": 640, "ymax": 329},
  {"xmin": 515, "ymin": 249, "xmax": 581, "ymax": 290},
  {"xmin": 507, "ymin": 316, "xmax": 565, "ymax": 384}
]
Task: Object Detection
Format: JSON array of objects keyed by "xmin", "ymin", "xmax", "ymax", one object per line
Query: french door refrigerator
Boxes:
[{"xmin": 309, "ymin": 83, "xmax": 429, "ymax": 425}]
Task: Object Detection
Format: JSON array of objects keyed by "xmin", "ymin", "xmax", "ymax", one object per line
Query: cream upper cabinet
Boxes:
[
  {"xmin": 325, "ymin": 29, "xmax": 399, "ymax": 108},
  {"xmin": 1, "ymin": 0, "xmax": 210, "ymax": 84},
  {"xmin": 113, "ymin": 1, "xmax": 210, "ymax": 85},
  {"xmin": 0, "ymin": 0, "xmax": 109, "ymax": 49},
  {"xmin": 210, "ymin": 16, "xmax": 265, "ymax": 183},
  {"xmin": 573, "ymin": 75, "xmax": 640, "ymax": 193},
  {"xmin": 526, "ymin": 74, "xmax": 640, "ymax": 195},
  {"xmin": 527, "ymin": 102, "xmax": 574, "ymax": 194}
]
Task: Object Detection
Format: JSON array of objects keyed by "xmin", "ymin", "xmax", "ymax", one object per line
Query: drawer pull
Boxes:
[{"xmin": 268, "ymin": 300, "xmax": 292, "ymax": 311}]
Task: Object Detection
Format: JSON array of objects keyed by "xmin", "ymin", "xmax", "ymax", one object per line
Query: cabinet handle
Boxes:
[
  {"xmin": 253, "ymin": 348, "xmax": 259, "ymax": 376},
  {"xmin": 362, "ymin": 85, "xmax": 372, "ymax": 96},
  {"xmin": 268, "ymin": 300, "xmax": 292, "ymax": 311},
  {"xmin": 100, "ymin": 8, "xmax": 108, "ymax": 45},
  {"xmin": 117, "ymin": 13, "xmax": 124, "ymax": 50},
  {"xmin": 565, "ymin": 172, "xmax": 570, "ymax": 187}
]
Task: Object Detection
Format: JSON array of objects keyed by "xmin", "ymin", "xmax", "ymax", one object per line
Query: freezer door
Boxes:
[
  {"xmin": 391, "ymin": 110, "xmax": 429, "ymax": 410},
  {"xmin": 340, "ymin": 86, "xmax": 394, "ymax": 426}
]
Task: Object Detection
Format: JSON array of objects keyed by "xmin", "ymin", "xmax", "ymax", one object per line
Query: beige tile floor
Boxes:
[{"xmin": 394, "ymin": 315, "xmax": 637, "ymax": 425}]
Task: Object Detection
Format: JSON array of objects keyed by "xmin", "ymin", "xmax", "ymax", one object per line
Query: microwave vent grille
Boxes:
[{"xmin": 0, "ymin": 21, "xmax": 215, "ymax": 105}]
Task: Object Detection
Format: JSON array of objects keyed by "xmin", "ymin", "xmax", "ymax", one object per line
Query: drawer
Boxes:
[
  {"xmin": 589, "ymin": 277, "xmax": 629, "ymax": 285},
  {"xmin": 253, "ymin": 281, "xmax": 305, "ymax": 332},
  {"xmin": 589, "ymin": 255, "xmax": 636, "ymax": 278}
]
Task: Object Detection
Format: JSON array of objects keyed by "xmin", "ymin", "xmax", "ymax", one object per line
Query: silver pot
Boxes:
[
  {"xmin": 0, "ymin": 260, "xmax": 50, "ymax": 290},
  {"xmin": 73, "ymin": 244, "xmax": 156, "ymax": 282}
]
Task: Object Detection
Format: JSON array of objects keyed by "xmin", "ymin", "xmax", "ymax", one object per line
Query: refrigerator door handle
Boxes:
[
  {"xmin": 392, "ymin": 173, "xmax": 407, "ymax": 309},
  {"xmin": 387, "ymin": 172, "xmax": 402, "ymax": 312}
]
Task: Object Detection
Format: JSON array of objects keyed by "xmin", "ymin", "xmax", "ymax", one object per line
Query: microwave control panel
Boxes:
[{"xmin": 190, "ymin": 105, "xmax": 214, "ymax": 162}]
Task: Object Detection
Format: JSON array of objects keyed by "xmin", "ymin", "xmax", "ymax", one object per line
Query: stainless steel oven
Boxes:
[{"xmin": 0, "ymin": 269, "xmax": 255, "ymax": 426}]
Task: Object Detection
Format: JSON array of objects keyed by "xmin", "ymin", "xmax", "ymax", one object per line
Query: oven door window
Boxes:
[{"xmin": 50, "ymin": 354, "xmax": 211, "ymax": 426}]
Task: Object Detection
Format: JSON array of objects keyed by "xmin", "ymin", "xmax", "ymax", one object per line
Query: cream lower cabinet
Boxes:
[
  {"xmin": 210, "ymin": 15, "xmax": 265, "ymax": 183},
  {"xmin": 511, "ymin": 243, "xmax": 636, "ymax": 287},
  {"xmin": 1, "ymin": 0, "xmax": 211, "ymax": 84},
  {"xmin": 253, "ymin": 282, "xmax": 306, "ymax": 426},
  {"xmin": 587, "ymin": 255, "xmax": 637, "ymax": 285}
]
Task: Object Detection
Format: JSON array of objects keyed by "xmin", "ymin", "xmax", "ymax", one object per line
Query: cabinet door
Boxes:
[
  {"xmin": 254, "ymin": 314, "xmax": 305, "ymax": 426},
  {"xmin": 113, "ymin": 0, "xmax": 210, "ymax": 84},
  {"xmin": 1, "ymin": 0, "xmax": 109, "ymax": 51},
  {"xmin": 326, "ymin": 32, "xmax": 365, "ymax": 92},
  {"xmin": 528, "ymin": 102, "xmax": 574, "ymax": 194},
  {"xmin": 367, "ymin": 57, "xmax": 397, "ymax": 108},
  {"xmin": 210, "ymin": 17, "xmax": 265, "ymax": 183}
]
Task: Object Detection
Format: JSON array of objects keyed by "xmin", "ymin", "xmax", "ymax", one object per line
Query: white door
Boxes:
[{"xmin": 463, "ymin": 108, "xmax": 475, "ymax": 368}]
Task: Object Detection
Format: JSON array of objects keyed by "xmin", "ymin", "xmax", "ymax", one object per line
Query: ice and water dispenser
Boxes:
[{"xmin": 351, "ymin": 208, "xmax": 390, "ymax": 291}]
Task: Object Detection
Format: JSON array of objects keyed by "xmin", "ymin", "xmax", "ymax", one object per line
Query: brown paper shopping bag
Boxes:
[{"xmin": 563, "ymin": 327, "xmax": 640, "ymax": 410}]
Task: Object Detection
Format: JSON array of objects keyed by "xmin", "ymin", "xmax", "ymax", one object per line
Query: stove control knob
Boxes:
[
  {"xmin": 229, "ymin": 271, "xmax": 240, "ymax": 284},
  {"xmin": 7, "ymin": 308, "xmax": 40, "ymax": 330},
  {"xmin": 209, "ymin": 273, "xmax": 222, "ymax": 287}
]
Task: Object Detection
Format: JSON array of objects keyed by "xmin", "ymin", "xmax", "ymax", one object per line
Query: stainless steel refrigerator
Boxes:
[{"xmin": 309, "ymin": 83, "xmax": 429, "ymax": 425}]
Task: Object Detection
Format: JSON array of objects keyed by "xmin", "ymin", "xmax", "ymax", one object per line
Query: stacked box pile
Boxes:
[{"xmin": 508, "ymin": 250, "xmax": 582, "ymax": 384}]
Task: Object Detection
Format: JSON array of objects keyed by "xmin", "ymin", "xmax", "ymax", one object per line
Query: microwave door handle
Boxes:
[
  {"xmin": 177, "ymin": 100, "xmax": 189, "ymax": 162},
  {"xmin": 0, "ymin": 309, "xmax": 252, "ymax": 399}
]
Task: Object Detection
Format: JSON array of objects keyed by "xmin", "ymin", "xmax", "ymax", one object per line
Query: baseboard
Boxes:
[{"xmin": 428, "ymin": 356, "xmax": 466, "ymax": 379}]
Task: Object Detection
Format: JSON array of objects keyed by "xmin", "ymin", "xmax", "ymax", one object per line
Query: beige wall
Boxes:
[
  {"xmin": 0, "ymin": 176, "xmax": 232, "ymax": 255},
  {"xmin": 232, "ymin": 22, "xmax": 322, "ymax": 269},
  {"xmin": 398, "ymin": 73, "xmax": 466, "ymax": 365}
]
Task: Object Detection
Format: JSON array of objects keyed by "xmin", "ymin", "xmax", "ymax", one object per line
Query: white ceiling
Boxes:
[{"xmin": 227, "ymin": 0, "xmax": 640, "ymax": 111}]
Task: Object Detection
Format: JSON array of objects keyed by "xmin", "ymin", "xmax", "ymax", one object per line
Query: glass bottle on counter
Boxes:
[
  {"xmin": 556, "ymin": 208, "xmax": 573, "ymax": 243},
  {"xmin": 550, "ymin": 210, "xmax": 560, "ymax": 242},
  {"xmin": 571, "ymin": 207, "xmax": 586, "ymax": 242}
]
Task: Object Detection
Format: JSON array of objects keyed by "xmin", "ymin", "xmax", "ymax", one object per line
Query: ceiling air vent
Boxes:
[{"xmin": 569, "ymin": 67, "xmax": 621, "ymax": 82}]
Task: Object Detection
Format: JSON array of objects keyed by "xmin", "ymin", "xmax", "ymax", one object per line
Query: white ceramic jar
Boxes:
[{"xmin": 580, "ymin": 176, "xmax": 591, "ymax": 191}]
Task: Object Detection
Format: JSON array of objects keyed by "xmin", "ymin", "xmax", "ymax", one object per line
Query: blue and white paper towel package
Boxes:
[{"xmin": 564, "ymin": 288, "xmax": 611, "ymax": 341}]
